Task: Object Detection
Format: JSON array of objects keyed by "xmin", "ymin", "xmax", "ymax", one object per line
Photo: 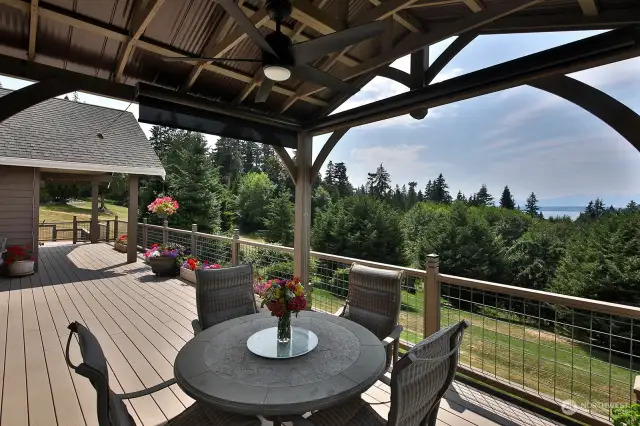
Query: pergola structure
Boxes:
[{"xmin": 0, "ymin": 0, "xmax": 639, "ymax": 286}]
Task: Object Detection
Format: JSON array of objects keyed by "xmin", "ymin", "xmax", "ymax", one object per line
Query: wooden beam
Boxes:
[
  {"xmin": 290, "ymin": 0, "xmax": 345, "ymax": 33},
  {"xmin": 462, "ymin": 0, "xmax": 484, "ymax": 12},
  {"xmin": 298, "ymin": 0, "xmax": 543, "ymax": 99},
  {"xmin": 405, "ymin": 0, "xmax": 459, "ymax": 7},
  {"xmin": 114, "ymin": 0, "xmax": 165, "ymax": 82},
  {"xmin": 28, "ymin": 0, "xmax": 39, "ymax": 60},
  {"xmin": 272, "ymin": 145, "xmax": 297, "ymax": 184},
  {"xmin": 311, "ymin": 129, "xmax": 349, "ymax": 183},
  {"xmin": 293, "ymin": 133, "xmax": 312, "ymax": 290},
  {"xmin": 368, "ymin": 0, "xmax": 424, "ymax": 33},
  {"xmin": 578, "ymin": 0, "xmax": 599, "ymax": 16},
  {"xmin": 354, "ymin": 0, "xmax": 422, "ymax": 25},
  {"xmin": 233, "ymin": 71, "xmax": 262, "ymax": 104},
  {"xmin": 181, "ymin": 8, "xmax": 269, "ymax": 92},
  {"xmin": 41, "ymin": 173, "xmax": 112, "ymax": 183},
  {"xmin": 424, "ymin": 32, "xmax": 477, "ymax": 83}
]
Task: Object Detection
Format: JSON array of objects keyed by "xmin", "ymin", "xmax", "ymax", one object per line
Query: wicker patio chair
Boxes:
[
  {"xmin": 64, "ymin": 321, "xmax": 261, "ymax": 426},
  {"xmin": 0, "ymin": 237, "xmax": 6, "ymax": 267},
  {"xmin": 335, "ymin": 263, "xmax": 404, "ymax": 369},
  {"xmin": 192, "ymin": 264, "xmax": 258, "ymax": 334},
  {"xmin": 292, "ymin": 321, "xmax": 468, "ymax": 426}
]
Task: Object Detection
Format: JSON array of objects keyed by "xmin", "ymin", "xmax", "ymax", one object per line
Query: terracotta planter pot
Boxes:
[
  {"xmin": 8, "ymin": 260, "xmax": 35, "ymax": 277},
  {"xmin": 148, "ymin": 257, "xmax": 178, "ymax": 276},
  {"xmin": 179, "ymin": 267, "xmax": 197, "ymax": 284},
  {"xmin": 114, "ymin": 242, "xmax": 127, "ymax": 253}
]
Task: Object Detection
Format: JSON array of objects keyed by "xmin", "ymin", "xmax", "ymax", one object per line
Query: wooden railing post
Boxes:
[
  {"xmin": 162, "ymin": 219, "xmax": 168, "ymax": 245},
  {"xmin": 114, "ymin": 215, "xmax": 119, "ymax": 241},
  {"xmin": 424, "ymin": 254, "xmax": 440, "ymax": 337},
  {"xmin": 105, "ymin": 221, "xmax": 110, "ymax": 242},
  {"xmin": 231, "ymin": 228, "xmax": 240, "ymax": 266},
  {"xmin": 142, "ymin": 218, "xmax": 148, "ymax": 251},
  {"xmin": 52, "ymin": 224, "xmax": 57, "ymax": 242},
  {"xmin": 191, "ymin": 224, "xmax": 197, "ymax": 257},
  {"xmin": 72, "ymin": 216, "xmax": 78, "ymax": 244}
]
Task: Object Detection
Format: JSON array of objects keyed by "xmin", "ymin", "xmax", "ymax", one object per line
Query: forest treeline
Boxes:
[{"xmin": 43, "ymin": 127, "xmax": 640, "ymax": 309}]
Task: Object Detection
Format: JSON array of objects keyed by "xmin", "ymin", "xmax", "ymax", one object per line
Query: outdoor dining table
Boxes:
[{"xmin": 174, "ymin": 310, "xmax": 386, "ymax": 423}]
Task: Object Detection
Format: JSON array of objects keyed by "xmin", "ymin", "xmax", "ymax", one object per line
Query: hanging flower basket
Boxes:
[
  {"xmin": 5, "ymin": 245, "xmax": 35, "ymax": 277},
  {"xmin": 147, "ymin": 196, "xmax": 179, "ymax": 218},
  {"xmin": 114, "ymin": 234, "xmax": 127, "ymax": 253}
]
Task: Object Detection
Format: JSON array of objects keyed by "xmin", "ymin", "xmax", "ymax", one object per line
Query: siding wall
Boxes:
[{"xmin": 0, "ymin": 166, "xmax": 37, "ymax": 252}]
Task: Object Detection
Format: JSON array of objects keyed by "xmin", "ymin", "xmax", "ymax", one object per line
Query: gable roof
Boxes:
[{"xmin": 0, "ymin": 88, "xmax": 165, "ymax": 177}]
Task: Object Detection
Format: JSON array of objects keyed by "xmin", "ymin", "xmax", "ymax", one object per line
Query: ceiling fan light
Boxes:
[{"xmin": 263, "ymin": 65, "xmax": 291, "ymax": 82}]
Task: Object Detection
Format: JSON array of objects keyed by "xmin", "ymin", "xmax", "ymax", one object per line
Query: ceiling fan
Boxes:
[{"xmin": 164, "ymin": 0, "xmax": 385, "ymax": 103}]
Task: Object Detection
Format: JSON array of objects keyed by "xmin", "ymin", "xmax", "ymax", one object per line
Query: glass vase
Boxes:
[{"xmin": 277, "ymin": 311, "xmax": 292, "ymax": 343}]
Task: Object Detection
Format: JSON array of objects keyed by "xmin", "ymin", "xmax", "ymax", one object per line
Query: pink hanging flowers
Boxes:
[{"xmin": 147, "ymin": 196, "xmax": 179, "ymax": 217}]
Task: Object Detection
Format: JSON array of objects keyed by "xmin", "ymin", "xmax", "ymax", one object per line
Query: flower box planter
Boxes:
[
  {"xmin": 148, "ymin": 257, "xmax": 178, "ymax": 276},
  {"xmin": 8, "ymin": 260, "xmax": 35, "ymax": 277},
  {"xmin": 114, "ymin": 242, "xmax": 127, "ymax": 253},
  {"xmin": 179, "ymin": 267, "xmax": 197, "ymax": 284}
]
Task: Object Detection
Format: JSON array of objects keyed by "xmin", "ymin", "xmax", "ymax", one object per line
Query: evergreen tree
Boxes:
[
  {"xmin": 424, "ymin": 180, "xmax": 433, "ymax": 201},
  {"xmin": 626, "ymin": 200, "xmax": 638, "ymax": 212},
  {"xmin": 431, "ymin": 173, "xmax": 452, "ymax": 204},
  {"xmin": 241, "ymin": 141, "xmax": 260, "ymax": 173},
  {"xmin": 456, "ymin": 191, "xmax": 467, "ymax": 203},
  {"xmin": 366, "ymin": 164, "xmax": 391, "ymax": 199},
  {"xmin": 524, "ymin": 192, "xmax": 540, "ymax": 217},
  {"xmin": 333, "ymin": 162, "xmax": 352, "ymax": 198},
  {"xmin": 263, "ymin": 189, "xmax": 294, "ymax": 245},
  {"xmin": 325, "ymin": 161, "xmax": 335, "ymax": 186},
  {"xmin": 392, "ymin": 185, "xmax": 404, "ymax": 210},
  {"xmin": 417, "ymin": 190, "xmax": 424, "ymax": 202},
  {"xmin": 212, "ymin": 137, "xmax": 243, "ymax": 188},
  {"xmin": 237, "ymin": 172, "xmax": 275, "ymax": 233},
  {"xmin": 473, "ymin": 184, "xmax": 494, "ymax": 206},
  {"xmin": 499, "ymin": 186, "xmax": 516, "ymax": 209},
  {"xmin": 407, "ymin": 182, "xmax": 418, "ymax": 208}
]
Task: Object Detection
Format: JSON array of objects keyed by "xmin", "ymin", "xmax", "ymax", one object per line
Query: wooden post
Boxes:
[
  {"xmin": 114, "ymin": 215, "xmax": 119, "ymax": 241},
  {"xmin": 90, "ymin": 182, "xmax": 99, "ymax": 243},
  {"xmin": 127, "ymin": 174, "xmax": 138, "ymax": 263},
  {"xmin": 52, "ymin": 224, "xmax": 57, "ymax": 242},
  {"xmin": 162, "ymin": 220, "xmax": 168, "ymax": 245},
  {"xmin": 424, "ymin": 254, "xmax": 440, "ymax": 337},
  {"xmin": 72, "ymin": 215, "xmax": 78, "ymax": 244},
  {"xmin": 294, "ymin": 132, "xmax": 312, "ymax": 296},
  {"xmin": 142, "ymin": 218, "xmax": 148, "ymax": 251},
  {"xmin": 191, "ymin": 224, "xmax": 197, "ymax": 257},
  {"xmin": 105, "ymin": 221, "xmax": 110, "ymax": 242},
  {"xmin": 231, "ymin": 228, "xmax": 240, "ymax": 266}
]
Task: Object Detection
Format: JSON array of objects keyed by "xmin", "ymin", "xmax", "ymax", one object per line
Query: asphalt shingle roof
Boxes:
[{"xmin": 0, "ymin": 88, "xmax": 164, "ymax": 176}]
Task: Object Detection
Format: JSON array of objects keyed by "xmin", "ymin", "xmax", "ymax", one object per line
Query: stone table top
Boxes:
[{"xmin": 174, "ymin": 311, "xmax": 386, "ymax": 417}]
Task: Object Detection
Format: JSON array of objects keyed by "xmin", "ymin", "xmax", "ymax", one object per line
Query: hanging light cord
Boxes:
[{"xmin": 97, "ymin": 100, "xmax": 134, "ymax": 138}]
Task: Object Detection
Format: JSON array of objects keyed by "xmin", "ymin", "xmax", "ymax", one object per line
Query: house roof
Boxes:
[{"xmin": 0, "ymin": 88, "xmax": 165, "ymax": 177}]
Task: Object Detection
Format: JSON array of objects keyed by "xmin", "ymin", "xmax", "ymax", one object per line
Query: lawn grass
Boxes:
[{"xmin": 39, "ymin": 200, "xmax": 128, "ymax": 223}]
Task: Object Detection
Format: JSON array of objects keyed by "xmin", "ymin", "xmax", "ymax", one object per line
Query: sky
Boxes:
[{"xmin": 2, "ymin": 30, "xmax": 639, "ymax": 207}]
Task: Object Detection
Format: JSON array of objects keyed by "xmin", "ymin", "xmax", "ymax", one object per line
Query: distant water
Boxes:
[{"xmin": 540, "ymin": 210, "xmax": 581, "ymax": 220}]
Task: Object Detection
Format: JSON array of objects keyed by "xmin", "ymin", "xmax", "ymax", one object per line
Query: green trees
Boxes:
[
  {"xmin": 499, "ymin": 186, "xmax": 516, "ymax": 209},
  {"xmin": 263, "ymin": 190, "xmax": 294, "ymax": 246},
  {"xmin": 366, "ymin": 164, "xmax": 391, "ymax": 199},
  {"xmin": 312, "ymin": 195, "xmax": 402, "ymax": 265},
  {"xmin": 469, "ymin": 184, "xmax": 494, "ymax": 206},
  {"xmin": 524, "ymin": 192, "xmax": 540, "ymax": 217},
  {"xmin": 236, "ymin": 172, "xmax": 275, "ymax": 234}
]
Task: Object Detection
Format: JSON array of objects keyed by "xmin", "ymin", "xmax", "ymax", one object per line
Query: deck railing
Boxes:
[
  {"xmin": 38, "ymin": 215, "xmax": 128, "ymax": 243},
  {"xmin": 40, "ymin": 220, "xmax": 638, "ymax": 423}
]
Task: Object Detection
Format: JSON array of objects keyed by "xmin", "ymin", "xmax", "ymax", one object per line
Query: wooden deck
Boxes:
[{"xmin": 0, "ymin": 243, "xmax": 559, "ymax": 426}]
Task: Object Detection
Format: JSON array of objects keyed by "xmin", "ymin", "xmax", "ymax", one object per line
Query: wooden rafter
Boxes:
[
  {"xmin": 28, "ymin": 0, "xmax": 39, "ymax": 60},
  {"xmin": 578, "ymin": 0, "xmax": 599, "ymax": 16},
  {"xmin": 353, "ymin": 0, "xmax": 422, "ymax": 25},
  {"xmin": 114, "ymin": 0, "xmax": 165, "ymax": 83},
  {"xmin": 462, "ymin": 0, "xmax": 484, "ymax": 12},
  {"xmin": 290, "ymin": 0, "xmax": 345, "ymax": 33},
  {"xmin": 233, "ymin": 70, "xmax": 262, "ymax": 104},
  {"xmin": 367, "ymin": 0, "xmax": 424, "ymax": 33},
  {"xmin": 296, "ymin": 0, "xmax": 544, "ymax": 100}
]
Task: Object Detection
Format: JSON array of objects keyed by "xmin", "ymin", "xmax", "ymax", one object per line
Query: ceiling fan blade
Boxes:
[
  {"xmin": 217, "ymin": 0, "xmax": 277, "ymax": 57},
  {"xmin": 292, "ymin": 65, "xmax": 351, "ymax": 91},
  {"xmin": 290, "ymin": 21, "xmax": 386, "ymax": 65},
  {"xmin": 162, "ymin": 57, "xmax": 262, "ymax": 62},
  {"xmin": 255, "ymin": 80, "xmax": 274, "ymax": 103}
]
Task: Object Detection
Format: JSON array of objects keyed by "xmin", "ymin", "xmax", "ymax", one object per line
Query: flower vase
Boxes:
[{"xmin": 277, "ymin": 311, "xmax": 292, "ymax": 343}]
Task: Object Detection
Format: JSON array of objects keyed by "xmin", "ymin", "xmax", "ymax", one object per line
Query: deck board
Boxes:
[{"xmin": 0, "ymin": 243, "xmax": 559, "ymax": 426}]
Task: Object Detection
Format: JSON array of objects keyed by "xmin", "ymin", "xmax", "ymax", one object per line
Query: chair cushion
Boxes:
[
  {"xmin": 168, "ymin": 402, "xmax": 261, "ymax": 426},
  {"xmin": 307, "ymin": 397, "xmax": 386, "ymax": 426}
]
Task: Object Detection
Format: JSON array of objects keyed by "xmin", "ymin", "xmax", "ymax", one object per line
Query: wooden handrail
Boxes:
[{"xmin": 439, "ymin": 273, "xmax": 640, "ymax": 319}]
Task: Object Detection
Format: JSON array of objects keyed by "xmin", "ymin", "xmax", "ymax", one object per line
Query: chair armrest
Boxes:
[
  {"xmin": 118, "ymin": 378, "xmax": 177, "ymax": 400},
  {"xmin": 381, "ymin": 324, "xmax": 403, "ymax": 347},
  {"xmin": 192, "ymin": 319, "xmax": 203, "ymax": 335}
]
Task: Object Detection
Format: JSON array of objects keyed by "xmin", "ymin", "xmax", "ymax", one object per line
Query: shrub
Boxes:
[
  {"xmin": 612, "ymin": 404, "xmax": 640, "ymax": 426},
  {"xmin": 260, "ymin": 261, "xmax": 294, "ymax": 280},
  {"xmin": 329, "ymin": 268, "xmax": 350, "ymax": 298}
]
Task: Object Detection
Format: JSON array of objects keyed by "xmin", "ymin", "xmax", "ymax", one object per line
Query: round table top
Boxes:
[{"xmin": 174, "ymin": 311, "xmax": 386, "ymax": 417}]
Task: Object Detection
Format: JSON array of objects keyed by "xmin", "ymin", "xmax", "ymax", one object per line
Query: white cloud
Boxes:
[{"xmin": 570, "ymin": 58, "xmax": 640, "ymax": 89}]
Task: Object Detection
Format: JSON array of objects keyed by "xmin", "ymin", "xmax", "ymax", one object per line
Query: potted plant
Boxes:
[
  {"xmin": 255, "ymin": 276, "xmax": 307, "ymax": 343},
  {"xmin": 179, "ymin": 256, "xmax": 221, "ymax": 284},
  {"xmin": 147, "ymin": 196, "xmax": 179, "ymax": 220},
  {"xmin": 114, "ymin": 234, "xmax": 127, "ymax": 253},
  {"xmin": 5, "ymin": 245, "xmax": 35, "ymax": 277},
  {"xmin": 143, "ymin": 243, "xmax": 183, "ymax": 276}
]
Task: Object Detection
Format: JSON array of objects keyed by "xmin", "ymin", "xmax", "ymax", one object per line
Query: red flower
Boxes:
[
  {"xmin": 267, "ymin": 300, "xmax": 286, "ymax": 317},
  {"xmin": 287, "ymin": 296, "xmax": 307, "ymax": 312}
]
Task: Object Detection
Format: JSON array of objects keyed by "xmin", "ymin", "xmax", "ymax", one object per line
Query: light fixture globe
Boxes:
[{"xmin": 263, "ymin": 65, "xmax": 291, "ymax": 82}]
